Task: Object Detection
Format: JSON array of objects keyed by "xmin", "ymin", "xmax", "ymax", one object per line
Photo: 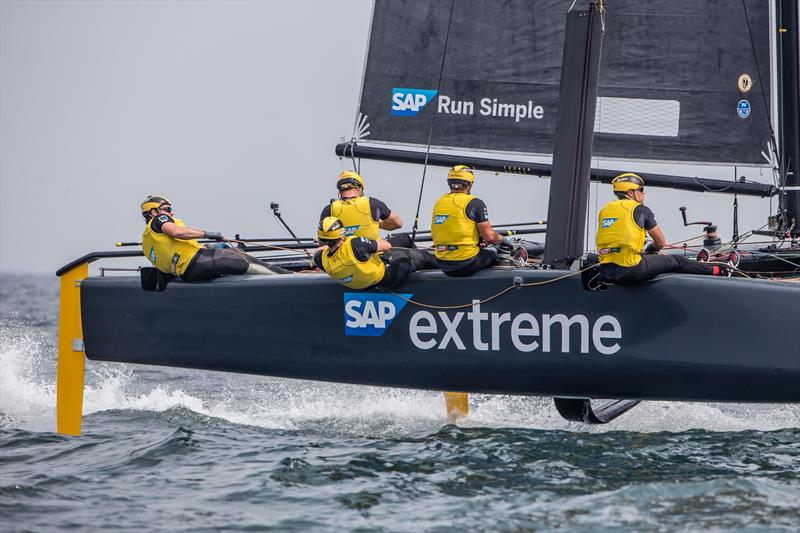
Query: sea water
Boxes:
[{"xmin": 1, "ymin": 273, "xmax": 798, "ymax": 531}]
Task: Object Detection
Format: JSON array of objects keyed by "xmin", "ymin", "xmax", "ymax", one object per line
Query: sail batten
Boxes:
[{"xmin": 356, "ymin": 0, "xmax": 773, "ymax": 166}]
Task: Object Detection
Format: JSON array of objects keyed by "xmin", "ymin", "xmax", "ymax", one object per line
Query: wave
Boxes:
[{"xmin": 1, "ymin": 331, "xmax": 798, "ymax": 435}]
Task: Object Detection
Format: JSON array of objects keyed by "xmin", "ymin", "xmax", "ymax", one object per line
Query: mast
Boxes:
[
  {"xmin": 542, "ymin": 1, "xmax": 604, "ymax": 269},
  {"xmin": 777, "ymin": 0, "xmax": 800, "ymax": 237}
]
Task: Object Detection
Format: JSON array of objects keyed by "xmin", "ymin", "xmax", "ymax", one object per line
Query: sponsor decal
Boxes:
[
  {"xmin": 148, "ymin": 246, "xmax": 157, "ymax": 264},
  {"xmin": 737, "ymin": 99, "xmax": 751, "ymax": 118},
  {"xmin": 433, "ymin": 214, "xmax": 450, "ymax": 224},
  {"xmin": 391, "ymin": 89, "xmax": 546, "ymax": 122},
  {"xmin": 344, "ymin": 224, "xmax": 360, "ymax": 236},
  {"xmin": 408, "ymin": 301, "xmax": 622, "ymax": 355},
  {"xmin": 344, "ymin": 292, "xmax": 411, "ymax": 337},
  {"xmin": 391, "ymin": 88, "xmax": 438, "ymax": 116},
  {"xmin": 601, "ymin": 217, "xmax": 618, "ymax": 228},
  {"xmin": 737, "ymin": 73, "xmax": 752, "ymax": 93},
  {"xmin": 339, "ymin": 275, "xmax": 353, "ymax": 284}
]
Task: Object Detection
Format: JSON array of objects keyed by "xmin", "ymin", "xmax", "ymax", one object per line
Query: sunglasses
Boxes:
[{"xmin": 159, "ymin": 205, "xmax": 173, "ymax": 213}]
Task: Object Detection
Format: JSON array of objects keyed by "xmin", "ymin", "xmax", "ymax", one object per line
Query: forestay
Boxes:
[{"xmin": 357, "ymin": 0, "xmax": 772, "ymax": 165}]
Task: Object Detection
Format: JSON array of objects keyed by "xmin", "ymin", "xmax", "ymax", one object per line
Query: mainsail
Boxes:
[{"xmin": 355, "ymin": 0, "xmax": 773, "ymax": 166}]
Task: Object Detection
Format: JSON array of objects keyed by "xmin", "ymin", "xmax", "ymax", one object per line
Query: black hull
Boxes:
[{"xmin": 79, "ymin": 269, "xmax": 800, "ymax": 403}]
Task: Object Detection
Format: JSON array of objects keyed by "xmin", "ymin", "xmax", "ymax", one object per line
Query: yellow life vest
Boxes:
[
  {"xmin": 431, "ymin": 193, "xmax": 480, "ymax": 261},
  {"xmin": 321, "ymin": 236, "xmax": 385, "ymax": 289},
  {"xmin": 141, "ymin": 216, "xmax": 203, "ymax": 276},
  {"xmin": 596, "ymin": 199, "xmax": 646, "ymax": 267},
  {"xmin": 330, "ymin": 196, "xmax": 380, "ymax": 240}
]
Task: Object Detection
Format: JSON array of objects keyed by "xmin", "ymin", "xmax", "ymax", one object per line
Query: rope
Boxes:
[
  {"xmin": 385, "ymin": 265, "xmax": 594, "ymax": 310},
  {"xmin": 410, "ymin": 0, "xmax": 456, "ymax": 245}
]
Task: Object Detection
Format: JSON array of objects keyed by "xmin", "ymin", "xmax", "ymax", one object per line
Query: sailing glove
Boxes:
[
  {"xmin": 204, "ymin": 231, "xmax": 224, "ymax": 241},
  {"xmin": 498, "ymin": 236, "xmax": 515, "ymax": 252}
]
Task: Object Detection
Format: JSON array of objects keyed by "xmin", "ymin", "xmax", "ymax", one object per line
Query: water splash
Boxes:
[{"xmin": 2, "ymin": 335, "xmax": 797, "ymax": 435}]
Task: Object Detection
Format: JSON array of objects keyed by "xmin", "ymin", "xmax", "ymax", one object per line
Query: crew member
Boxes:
[
  {"xmin": 320, "ymin": 170, "xmax": 409, "ymax": 245},
  {"xmin": 431, "ymin": 165, "xmax": 513, "ymax": 277},
  {"xmin": 314, "ymin": 216, "xmax": 435, "ymax": 289},
  {"xmin": 595, "ymin": 173, "xmax": 727, "ymax": 284},
  {"xmin": 140, "ymin": 196, "xmax": 288, "ymax": 281}
]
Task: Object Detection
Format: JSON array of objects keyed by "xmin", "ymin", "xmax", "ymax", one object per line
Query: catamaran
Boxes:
[{"xmin": 55, "ymin": 0, "xmax": 799, "ymax": 435}]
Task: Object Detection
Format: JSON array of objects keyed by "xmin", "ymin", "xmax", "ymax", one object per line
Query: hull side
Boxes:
[{"xmin": 80, "ymin": 270, "xmax": 800, "ymax": 402}]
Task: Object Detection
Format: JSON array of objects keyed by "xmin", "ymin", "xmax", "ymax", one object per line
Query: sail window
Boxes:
[{"xmin": 594, "ymin": 97, "xmax": 680, "ymax": 137}]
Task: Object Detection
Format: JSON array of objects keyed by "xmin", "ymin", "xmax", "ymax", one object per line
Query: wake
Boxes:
[{"xmin": 2, "ymin": 333, "xmax": 798, "ymax": 435}]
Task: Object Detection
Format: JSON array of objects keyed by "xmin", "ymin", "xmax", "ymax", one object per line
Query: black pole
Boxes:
[
  {"xmin": 270, "ymin": 203, "xmax": 312, "ymax": 258},
  {"xmin": 542, "ymin": 1, "xmax": 604, "ymax": 269},
  {"xmin": 777, "ymin": 0, "xmax": 800, "ymax": 236},
  {"xmin": 333, "ymin": 144, "xmax": 775, "ymax": 198}
]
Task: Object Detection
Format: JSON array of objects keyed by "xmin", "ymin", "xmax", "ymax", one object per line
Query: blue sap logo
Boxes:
[
  {"xmin": 601, "ymin": 217, "xmax": 618, "ymax": 228},
  {"xmin": 391, "ymin": 88, "xmax": 438, "ymax": 116},
  {"xmin": 344, "ymin": 292, "xmax": 411, "ymax": 336},
  {"xmin": 339, "ymin": 275, "xmax": 353, "ymax": 284},
  {"xmin": 434, "ymin": 214, "xmax": 449, "ymax": 224},
  {"xmin": 344, "ymin": 224, "xmax": 360, "ymax": 236},
  {"xmin": 737, "ymin": 99, "xmax": 751, "ymax": 119}
]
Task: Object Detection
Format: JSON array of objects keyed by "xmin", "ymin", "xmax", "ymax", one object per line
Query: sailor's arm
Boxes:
[
  {"xmin": 647, "ymin": 225, "xmax": 667, "ymax": 251},
  {"xmin": 379, "ymin": 211, "xmax": 403, "ymax": 231},
  {"xmin": 371, "ymin": 198, "xmax": 403, "ymax": 230},
  {"xmin": 375, "ymin": 239, "xmax": 392, "ymax": 253},
  {"xmin": 477, "ymin": 221, "xmax": 504, "ymax": 244},
  {"xmin": 161, "ymin": 222, "xmax": 224, "ymax": 241}
]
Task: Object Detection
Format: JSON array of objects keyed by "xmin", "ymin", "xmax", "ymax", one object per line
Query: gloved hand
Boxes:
[
  {"xmin": 498, "ymin": 236, "xmax": 515, "ymax": 252},
  {"xmin": 204, "ymin": 231, "xmax": 224, "ymax": 241},
  {"xmin": 643, "ymin": 242, "xmax": 658, "ymax": 254}
]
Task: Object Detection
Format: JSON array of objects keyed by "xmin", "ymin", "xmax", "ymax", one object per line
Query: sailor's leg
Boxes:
[
  {"xmin": 438, "ymin": 248, "xmax": 497, "ymax": 277},
  {"xmin": 389, "ymin": 248, "xmax": 438, "ymax": 270},
  {"xmin": 617, "ymin": 254, "xmax": 716, "ymax": 284},
  {"xmin": 182, "ymin": 248, "xmax": 249, "ymax": 281}
]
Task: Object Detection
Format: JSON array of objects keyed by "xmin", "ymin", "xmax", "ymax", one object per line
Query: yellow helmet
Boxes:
[
  {"xmin": 318, "ymin": 216, "xmax": 345, "ymax": 241},
  {"xmin": 337, "ymin": 170, "xmax": 365, "ymax": 192},
  {"xmin": 140, "ymin": 195, "xmax": 171, "ymax": 218},
  {"xmin": 447, "ymin": 165, "xmax": 475, "ymax": 185},
  {"xmin": 611, "ymin": 173, "xmax": 645, "ymax": 192}
]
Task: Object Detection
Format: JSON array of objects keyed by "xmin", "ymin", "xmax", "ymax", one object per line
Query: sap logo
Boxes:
[
  {"xmin": 601, "ymin": 217, "xmax": 618, "ymax": 228},
  {"xmin": 344, "ymin": 225, "xmax": 360, "ymax": 236},
  {"xmin": 344, "ymin": 292, "xmax": 411, "ymax": 336},
  {"xmin": 434, "ymin": 214, "xmax": 450, "ymax": 224},
  {"xmin": 391, "ymin": 88, "xmax": 438, "ymax": 116},
  {"xmin": 339, "ymin": 275, "xmax": 353, "ymax": 284}
]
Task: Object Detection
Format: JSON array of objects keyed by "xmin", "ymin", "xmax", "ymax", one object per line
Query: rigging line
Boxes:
[
  {"xmin": 742, "ymin": 0, "xmax": 780, "ymax": 163},
  {"xmin": 385, "ymin": 266, "xmax": 593, "ymax": 310},
  {"xmin": 410, "ymin": 0, "xmax": 456, "ymax": 246}
]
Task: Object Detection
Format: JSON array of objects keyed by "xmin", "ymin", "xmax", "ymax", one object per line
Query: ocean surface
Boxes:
[{"xmin": 1, "ymin": 273, "xmax": 798, "ymax": 532}]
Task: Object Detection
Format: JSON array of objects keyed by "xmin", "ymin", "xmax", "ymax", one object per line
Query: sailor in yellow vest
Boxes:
[
  {"xmin": 431, "ymin": 165, "xmax": 514, "ymax": 277},
  {"xmin": 313, "ymin": 217, "xmax": 436, "ymax": 289},
  {"xmin": 320, "ymin": 171, "xmax": 410, "ymax": 246},
  {"xmin": 596, "ymin": 174, "xmax": 727, "ymax": 284},
  {"xmin": 140, "ymin": 196, "xmax": 288, "ymax": 281}
]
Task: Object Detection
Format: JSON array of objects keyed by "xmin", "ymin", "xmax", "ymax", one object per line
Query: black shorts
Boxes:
[{"xmin": 436, "ymin": 248, "xmax": 497, "ymax": 277}]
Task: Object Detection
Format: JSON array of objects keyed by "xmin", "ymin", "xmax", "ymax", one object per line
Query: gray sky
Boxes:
[{"xmin": 0, "ymin": 0, "xmax": 776, "ymax": 274}]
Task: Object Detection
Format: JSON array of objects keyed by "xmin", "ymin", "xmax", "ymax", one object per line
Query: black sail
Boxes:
[{"xmin": 358, "ymin": 0, "xmax": 772, "ymax": 166}]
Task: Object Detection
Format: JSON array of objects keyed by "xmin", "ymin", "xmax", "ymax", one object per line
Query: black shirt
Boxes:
[
  {"xmin": 313, "ymin": 237, "xmax": 379, "ymax": 271},
  {"xmin": 319, "ymin": 197, "xmax": 392, "ymax": 222},
  {"xmin": 149, "ymin": 214, "xmax": 174, "ymax": 233},
  {"xmin": 633, "ymin": 205, "xmax": 657, "ymax": 230},
  {"xmin": 465, "ymin": 198, "xmax": 489, "ymax": 223}
]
